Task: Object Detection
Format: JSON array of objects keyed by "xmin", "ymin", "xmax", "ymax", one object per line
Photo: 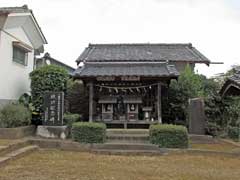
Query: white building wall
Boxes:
[{"xmin": 0, "ymin": 27, "xmax": 34, "ymax": 104}]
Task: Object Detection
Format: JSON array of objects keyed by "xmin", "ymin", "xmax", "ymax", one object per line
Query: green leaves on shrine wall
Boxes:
[
  {"xmin": 71, "ymin": 122, "xmax": 106, "ymax": 143},
  {"xmin": 29, "ymin": 65, "xmax": 68, "ymax": 112},
  {"xmin": 149, "ymin": 124, "xmax": 189, "ymax": 148}
]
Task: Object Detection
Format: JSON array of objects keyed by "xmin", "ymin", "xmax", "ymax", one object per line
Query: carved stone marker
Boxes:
[
  {"xmin": 189, "ymin": 98, "xmax": 205, "ymax": 135},
  {"xmin": 37, "ymin": 92, "xmax": 68, "ymax": 139},
  {"xmin": 43, "ymin": 92, "xmax": 64, "ymax": 126}
]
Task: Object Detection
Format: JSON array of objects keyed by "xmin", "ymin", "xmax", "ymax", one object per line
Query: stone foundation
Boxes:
[
  {"xmin": 36, "ymin": 126, "xmax": 69, "ymax": 139},
  {"xmin": 0, "ymin": 125, "xmax": 36, "ymax": 139}
]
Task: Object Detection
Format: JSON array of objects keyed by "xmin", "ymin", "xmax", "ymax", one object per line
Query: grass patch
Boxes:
[
  {"xmin": 0, "ymin": 150, "xmax": 240, "ymax": 180},
  {"xmin": 0, "ymin": 139, "xmax": 22, "ymax": 146},
  {"xmin": 191, "ymin": 141, "xmax": 240, "ymax": 152}
]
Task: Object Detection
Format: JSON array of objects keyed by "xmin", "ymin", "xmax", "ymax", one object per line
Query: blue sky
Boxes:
[
  {"xmin": 1, "ymin": 0, "xmax": 240, "ymax": 77},
  {"xmin": 228, "ymin": 0, "xmax": 240, "ymax": 8}
]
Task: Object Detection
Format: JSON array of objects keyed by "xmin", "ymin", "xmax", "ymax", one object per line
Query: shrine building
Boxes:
[{"xmin": 72, "ymin": 43, "xmax": 210, "ymax": 128}]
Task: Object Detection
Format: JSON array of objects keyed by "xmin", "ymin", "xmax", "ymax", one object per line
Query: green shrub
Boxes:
[
  {"xmin": 228, "ymin": 126, "xmax": 240, "ymax": 141},
  {"xmin": 30, "ymin": 65, "xmax": 68, "ymax": 112},
  {"xmin": 205, "ymin": 122, "xmax": 221, "ymax": 137},
  {"xmin": 149, "ymin": 124, "xmax": 189, "ymax": 148},
  {"xmin": 72, "ymin": 122, "xmax": 106, "ymax": 143},
  {"xmin": 0, "ymin": 104, "xmax": 31, "ymax": 128},
  {"xmin": 64, "ymin": 113, "xmax": 81, "ymax": 127}
]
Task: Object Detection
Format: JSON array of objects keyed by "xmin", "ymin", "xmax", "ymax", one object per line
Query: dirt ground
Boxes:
[{"xmin": 0, "ymin": 150, "xmax": 240, "ymax": 180}]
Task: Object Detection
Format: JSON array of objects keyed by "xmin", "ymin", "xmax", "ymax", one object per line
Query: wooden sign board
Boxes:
[
  {"xmin": 96, "ymin": 76, "xmax": 140, "ymax": 81},
  {"xmin": 121, "ymin": 76, "xmax": 140, "ymax": 81},
  {"xmin": 97, "ymin": 76, "xmax": 115, "ymax": 81},
  {"xmin": 43, "ymin": 92, "xmax": 64, "ymax": 126}
]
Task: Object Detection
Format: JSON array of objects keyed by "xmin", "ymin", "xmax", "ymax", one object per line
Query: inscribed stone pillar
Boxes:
[
  {"xmin": 88, "ymin": 82, "xmax": 93, "ymax": 122},
  {"xmin": 189, "ymin": 98, "xmax": 205, "ymax": 135},
  {"xmin": 157, "ymin": 83, "xmax": 162, "ymax": 123}
]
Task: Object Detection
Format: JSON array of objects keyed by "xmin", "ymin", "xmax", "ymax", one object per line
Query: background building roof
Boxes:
[{"xmin": 37, "ymin": 53, "xmax": 75, "ymax": 74}]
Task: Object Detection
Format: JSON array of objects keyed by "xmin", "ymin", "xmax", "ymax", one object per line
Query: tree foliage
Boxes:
[
  {"xmin": 163, "ymin": 64, "xmax": 220, "ymax": 125},
  {"xmin": 205, "ymin": 96, "xmax": 240, "ymax": 128},
  {"xmin": 163, "ymin": 65, "xmax": 204, "ymax": 124},
  {"xmin": 203, "ymin": 65, "xmax": 240, "ymax": 136},
  {"xmin": 29, "ymin": 65, "xmax": 68, "ymax": 112},
  {"xmin": 65, "ymin": 79, "xmax": 89, "ymax": 120}
]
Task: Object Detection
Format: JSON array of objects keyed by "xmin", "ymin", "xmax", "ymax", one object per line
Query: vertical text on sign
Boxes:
[{"xmin": 43, "ymin": 92, "xmax": 64, "ymax": 126}]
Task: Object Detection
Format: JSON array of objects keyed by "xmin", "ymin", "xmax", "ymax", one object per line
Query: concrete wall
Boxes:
[{"xmin": 0, "ymin": 27, "xmax": 34, "ymax": 105}]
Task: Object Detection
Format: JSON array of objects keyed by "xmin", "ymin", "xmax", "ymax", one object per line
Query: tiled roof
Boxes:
[
  {"xmin": 220, "ymin": 71, "xmax": 240, "ymax": 96},
  {"xmin": 76, "ymin": 43, "xmax": 210, "ymax": 64},
  {"xmin": 228, "ymin": 72, "xmax": 240, "ymax": 86},
  {"xmin": 73, "ymin": 62, "xmax": 179, "ymax": 77}
]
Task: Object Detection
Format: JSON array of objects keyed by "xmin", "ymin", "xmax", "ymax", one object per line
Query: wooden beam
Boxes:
[
  {"xmin": 157, "ymin": 83, "xmax": 162, "ymax": 123},
  {"xmin": 88, "ymin": 82, "xmax": 94, "ymax": 122}
]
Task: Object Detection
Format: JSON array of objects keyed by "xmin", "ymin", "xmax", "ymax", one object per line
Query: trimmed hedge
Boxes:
[
  {"xmin": 71, "ymin": 122, "xmax": 106, "ymax": 143},
  {"xmin": 63, "ymin": 113, "xmax": 81, "ymax": 128},
  {"xmin": 149, "ymin": 124, "xmax": 189, "ymax": 148},
  {"xmin": 228, "ymin": 126, "xmax": 240, "ymax": 141},
  {"xmin": 30, "ymin": 65, "xmax": 68, "ymax": 112}
]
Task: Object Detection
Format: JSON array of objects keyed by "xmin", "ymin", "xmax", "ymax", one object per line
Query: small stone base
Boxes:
[{"xmin": 36, "ymin": 126, "xmax": 69, "ymax": 139}]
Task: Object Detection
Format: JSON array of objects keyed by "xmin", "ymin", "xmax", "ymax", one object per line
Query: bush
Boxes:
[
  {"xmin": 71, "ymin": 122, "xmax": 106, "ymax": 143},
  {"xmin": 18, "ymin": 93, "xmax": 32, "ymax": 107},
  {"xmin": 64, "ymin": 113, "xmax": 81, "ymax": 127},
  {"xmin": 228, "ymin": 126, "xmax": 240, "ymax": 141},
  {"xmin": 30, "ymin": 65, "xmax": 68, "ymax": 112},
  {"xmin": 205, "ymin": 122, "xmax": 221, "ymax": 137},
  {"xmin": 0, "ymin": 104, "xmax": 31, "ymax": 128},
  {"xmin": 149, "ymin": 124, "xmax": 189, "ymax": 148}
]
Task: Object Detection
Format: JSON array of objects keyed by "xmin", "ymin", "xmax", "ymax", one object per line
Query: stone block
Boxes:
[
  {"xmin": 0, "ymin": 126, "xmax": 36, "ymax": 139},
  {"xmin": 189, "ymin": 98, "xmax": 205, "ymax": 135}
]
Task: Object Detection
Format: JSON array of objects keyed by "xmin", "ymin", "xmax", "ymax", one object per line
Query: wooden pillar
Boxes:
[
  {"xmin": 157, "ymin": 83, "xmax": 162, "ymax": 123},
  {"xmin": 88, "ymin": 82, "xmax": 94, "ymax": 122}
]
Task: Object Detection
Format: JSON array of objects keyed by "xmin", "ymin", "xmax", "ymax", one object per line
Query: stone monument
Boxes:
[
  {"xmin": 189, "ymin": 98, "xmax": 206, "ymax": 135},
  {"xmin": 36, "ymin": 92, "xmax": 69, "ymax": 139}
]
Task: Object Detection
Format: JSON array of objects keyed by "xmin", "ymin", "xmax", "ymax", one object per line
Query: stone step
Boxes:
[
  {"xmin": 92, "ymin": 149, "xmax": 165, "ymax": 156},
  {"xmin": 0, "ymin": 145, "xmax": 38, "ymax": 167},
  {"xmin": 106, "ymin": 129, "xmax": 149, "ymax": 135},
  {"xmin": 189, "ymin": 134, "xmax": 217, "ymax": 144},
  {"xmin": 0, "ymin": 139, "xmax": 29, "ymax": 156},
  {"xmin": 92, "ymin": 143, "xmax": 159, "ymax": 151},
  {"xmin": 107, "ymin": 134, "xmax": 149, "ymax": 144},
  {"xmin": 107, "ymin": 139, "xmax": 150, "ymax": 144}
]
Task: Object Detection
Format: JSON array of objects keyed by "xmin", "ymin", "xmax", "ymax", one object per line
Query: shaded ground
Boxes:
[{"xmin": 1, "ymin": 150, "xmax": 240, "ymax": 180}]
